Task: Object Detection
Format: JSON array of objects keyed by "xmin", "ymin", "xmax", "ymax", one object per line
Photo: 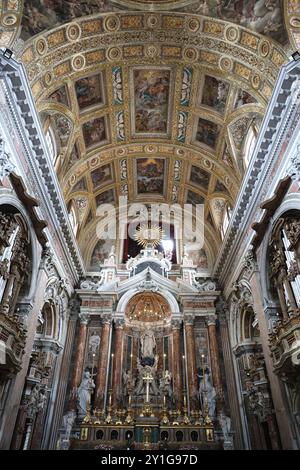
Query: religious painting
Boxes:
[
  {"xmin": 95, "ymin": 189, "xmax": 115, "ymax": 207},
  {"xmin": 52, "ymin": 114, "xmax": 72, "ymax": 147},
  {"xmin": 189, "ymin": 165, "xmax": 210, "ymax": 192},
  {"xmin": 186, "ymin": 190, "xmax": 204, "ymax": 206},
  {"xmin": 195, "ymin": 118, "xmax": 220, "ymax": 149},
  {"xmin": 136, "ymin": 158, "xmax": 165, "ymax": 195},
  {"xmin": 75, "ymin": 73, "xmax": 104, "ymax": 111},
  {"xmin": 20, "ymin": 1, "xmax": 111, "ymax": 40},
  {"xmin": 82, "ymin": 116, "xmax": 108, "ymax": 149},
  {"xmin": 207, "ymin": 212, "xmax": 214, "ymax": 227},
  {"xmin": 91, "ymin": 164, "xmax": 113, "ymax": 190},
  {"xmin": 90, "ymin": 239, "xmax": 114, "ymax": 268},
  {"xmin": 85, "ymin": 210, "xmax": 93, "ymax": 226},
  {"xmin": 182, "ymin": 0, "xmax": 287, "ymax": 45},
  {"xmin": 200, "ymin": 75, "xmax": 229, "ymax": 114},
  {"xmin": 67, "ymin": 142, "xmax": 80, "ymax": 170},
  {"xmin": 221, "ymin": 145, "xmax": 234, "ymax": 168},
  {"xmin": 234, "ymin": 89, "xmax": 257, "ymax": 109},
  {"xmin": 71, "ymin": 177, "xmax": 87, "ymax": 193},
  {"xmin": 188, "ymin": 248, "xmax": 208, "ymax": 269},
  {"xmin": 215, "ymin": 179, "xmax": 230, "ymax": 196},
  {"xmin": 195, "ymin": 329, "xmax": 210, "ymax": 373},
  {"xmin": 49, "ymin": 85, "xmax": 69, "ymax": 107},
  {"xmin": 131, "ymin": 67, "xmax": 173, "ymax": 136}
]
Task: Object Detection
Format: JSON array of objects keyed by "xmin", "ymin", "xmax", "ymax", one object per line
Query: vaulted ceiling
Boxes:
[{"xmin": 0, "ymin": 1, "xmax": 298, "ymax": 269}]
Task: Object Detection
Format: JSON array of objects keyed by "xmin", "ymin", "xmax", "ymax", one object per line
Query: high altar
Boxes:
[{"xmin": 60, "ymin": 244, "xmax": 230, "ymax": 450}]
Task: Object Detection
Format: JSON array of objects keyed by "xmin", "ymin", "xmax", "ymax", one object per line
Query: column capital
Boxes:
[
  {"xmin": 184, "ymin": 315, "xmax": 194, "ymax": 326},
  {"xmin": 115, "ymin": 318, "xmax": 125, "ymax": 328},
  {"xmin": 207, "ymin": 315, "xmax": 217, "ymax": 326},
  {"xmin": 171, "ymin": 319, "xmax": 182, "ymax": 330},
  {"xmin": 101, "ymin": 315, "xmax": 112, "ymax": 325},
  {"xmin": 79, "ymin": 313, "xmax": 90, "ymax": 325}
]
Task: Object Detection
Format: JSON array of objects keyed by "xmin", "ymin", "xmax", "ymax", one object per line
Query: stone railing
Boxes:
[
  {"xmin": 269, "ymin": 312, "xmax": 300, "ymax": 372},
  {"xmin": 0, "ymin": 310, "xmax": 26, "ymax": 373}
]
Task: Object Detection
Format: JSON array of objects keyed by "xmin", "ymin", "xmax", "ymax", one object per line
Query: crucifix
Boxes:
[{"xmin": 143, "ymin": 372, "xmax": 153, "ymax": 403}]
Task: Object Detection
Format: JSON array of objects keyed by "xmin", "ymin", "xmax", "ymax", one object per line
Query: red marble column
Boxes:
[
  {"xmin": 185, "ymin": 318, "xmax": 197, "ymax": 410},
  {"xmin": 207, "ymin": 316, "xmax": 223, "ymax": 394},
  {"xmin": 172, "ymin": 321, "xmax": 183, "ymax": 408},
  {"xmin": 94, "ymin": 319, "xmax": 111, "ymax": 410},
  {"xmin": 112, "ymin": 320, "xmax": 124, "ymax": 407},
  {"xmin": 68, "ymin": 314, "xmax": 89, "ymax": 410}
]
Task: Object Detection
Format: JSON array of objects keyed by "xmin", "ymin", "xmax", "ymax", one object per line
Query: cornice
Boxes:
[
  {"xmin": 0, "ymin": 52, "xmax": 84, "ymax": 280},
  {"xmin": 213, "ymin": 58, "xmax": 300, "ymax": 284}
]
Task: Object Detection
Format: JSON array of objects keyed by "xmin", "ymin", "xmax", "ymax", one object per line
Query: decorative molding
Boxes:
[{"xmin": 0, "ymin": 135, "xmax": 15, "ymax": 178}]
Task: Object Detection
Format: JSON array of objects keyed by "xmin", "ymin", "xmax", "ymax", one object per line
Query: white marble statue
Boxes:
[
  {"xmin": 77, "ymin": 371, "xmax": 95, "ymax": 416},
  {"xmin": 104, "ymin": 245, "xmax": 116, "ymax": 265},
  {"xmin": 62, "ymin": 411, "xmax": 76, "ymax": 440},
  {"xmin": 219, "ymin": 411, "xmax": 231, "ymax": 442},
  {"xmin": 88, "ymin": 332, "xmax": 100, "ymax": 354},
  {"xmin": 140, "ymin": 329, "xmax": 156, "ymax": 358},
  {"xmin": 199, "ymin": 370, "xmax": 217, "ymax": 418}
]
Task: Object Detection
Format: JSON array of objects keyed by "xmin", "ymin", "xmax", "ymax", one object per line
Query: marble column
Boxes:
[
  {"xmin": 68, "ymin": 313, "xmax": 89, "ymax": 411},
  {"xmin": 207, "ymin": 316, "xmax": 223, "ymax": 394},
  {"xmin": 112, "ymin": 319, "xmax": 124, "ymax": 408},
  {"xmin": 219, "ymin": 310, "xmax": 246, "ymax": 449},
  {"xmin": 94, "ymin": 318, "xmax": 111, "ymax": 410},
  {"xmin": 185, "ymin": 317, "xmax": 197, "ymax": 410},
  {"xmin": 172, "ymin": 320, "xmax": 183, "ymax": 408},
  {"xmin": 249, "ymin": 267, "xmax": 296, "ymax": 449}
]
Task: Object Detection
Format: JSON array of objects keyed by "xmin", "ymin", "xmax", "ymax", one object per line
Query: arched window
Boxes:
[
  {"xmin": 243, "ymin": 120, "xmax": 258, "ymax": 170},
  {"xmin": 45, "ymin": 126, "xmax": 57, "ymax": 163},
  {"xmin": 221, "ymin": 204, "xmax": 232, "ymax": 240},
  {"xmin": 68, "ymin": 201, "xmax": 78, "ymax": 236}
]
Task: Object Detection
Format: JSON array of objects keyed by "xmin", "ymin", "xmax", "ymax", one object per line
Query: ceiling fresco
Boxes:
[
  {"xmin": 0, "ymin": 1, "xmax": 291, "ymax": 46},
  {"xmin": 0, "ymin": 2, "xmax": 297, "ymax": 269}
]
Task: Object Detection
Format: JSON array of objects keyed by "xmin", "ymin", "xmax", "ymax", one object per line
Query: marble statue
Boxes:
[
  {"xmin": 140, "ymin": 329, "xmax": 156, "ymax": 358},
  {"xmin": 104, "ymin": 245, "xmax": 116, "ymax": 265},
  {"xmin": 199, "ymin": 369, "xmax": 217, "ymax": 418},
  {"xmin": 62, "ymin": 411, "xmax": 76, "ymax": 440},
  {"xmin": 88, "ymin": 332, "xmax": 100, "ymax": 354},
  {"xmin": 77, "ymin": 371, "xmax": 95, "ymax": 416},
  {"xmin": 159, "ymin": 370, "xmax": 172, "ymax": 397},
  {"xmin": 122, "ymin": 369, "xmax": 135, "ymax": 395},
  {"xmin": 26, "ymin": 384, "xmax": 47, "ymax": 417},
  {"xmin": 219, "ymin": 411, "xmax": 231, "ymax": 441},
  {"xmin": 135, "ymin": 355, "xmax": 159, "ymax": 396}
]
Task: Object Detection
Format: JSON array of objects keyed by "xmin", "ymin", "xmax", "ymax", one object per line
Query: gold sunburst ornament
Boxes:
[{"xmin": 134, "ymin": 224, "xmax": 164, "ymax": 248}]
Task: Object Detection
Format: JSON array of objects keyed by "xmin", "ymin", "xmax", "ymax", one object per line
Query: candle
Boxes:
[
  {"xmin": 111, "ymin": 353, "xmax": 114, "ymax": 388},
  {"xmin": 182, "ymin": 355, "xmax": 186, "ymax": 390},
  {"xmin": 163, "ymin": 353, "xmax": 166, "ymax": 373}
]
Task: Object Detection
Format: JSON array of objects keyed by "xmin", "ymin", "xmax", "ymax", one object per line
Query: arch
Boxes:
[
  {"xmin": 0, "ymin": 192, "xmax": 39, "ymax": 301},
  {"xmin": 116, "ymin": 283, "xmax": 180, "ymax": 316},
  {"xmin": 259, "ymin": 194, "xmax": 300, "ymax": 314}
]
